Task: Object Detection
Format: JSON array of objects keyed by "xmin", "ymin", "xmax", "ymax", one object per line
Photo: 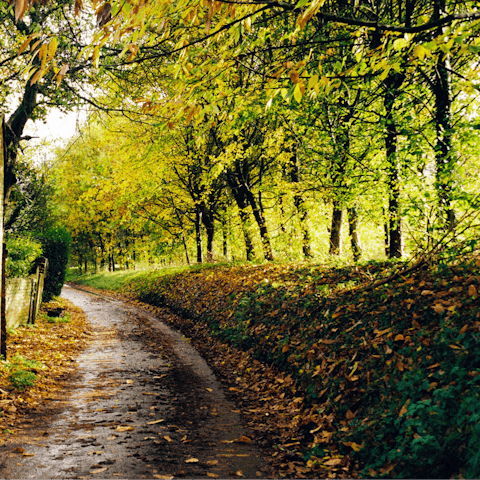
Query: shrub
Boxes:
[
  {"xmin": 37, "ymin": 226, "xmax": 71, "ymax": 302},
  {"xmin": 5, "ymin": 235, "xmax": 43, "ymax": 278}
]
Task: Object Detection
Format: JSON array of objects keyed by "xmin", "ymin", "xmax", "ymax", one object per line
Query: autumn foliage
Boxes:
[{"xmin": 114, "ymin": 258, "xmax": 480, "ymax": 478}]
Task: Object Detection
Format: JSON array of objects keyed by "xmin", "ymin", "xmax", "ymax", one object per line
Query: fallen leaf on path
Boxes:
[
  {"xmin": 207, "ymin": 474, "xmax": 218, "ymax": 478},
  {"xmin": 13, "ymin": 447, "xmax": 24, "ymax": 453},
  {"xmin": 223, "ymin": 436, "xmax": 252, "ymax": 444},
  {"xmin": 185, "ymin": 458, "xmax": 199, "ymax": 463},
  {"xmin": 143, "ymin": 392, "xmax": 156, "ymax": 395},
  {"xmin": 91, "ymin": 467, "xmax": 109, "ymax": 474},
  {"xmin": 153, "ymin": 475, "xmax": 173, "ymax": 479},
  {"xmin": 107, "ymin": 436, "xmax": 117, "ymax": 440},
  {"xmin": 116, "ymin": 426, "xmax": 134, "ymax": 432},
  {"xmin": 206, "ymin": 460, "xmax": 219, "ymax": 466},
  {"xmin": 323, "ymin": 458, "xmax": 342, "ymax": 466},
  {"xmin": 236, "ymin": 470, "xmax": 244, "ymax": 477},
  {"xmin": 147, "ymin": 419, "xmax": 165, "ymax": 425},
  {"xmin": 89, "ymin": 451, "xmax": 103, "ymax": 454},
  {"xmin": 205, "ymin": 388, "xmax": 213, "ymax": 392},
  {"xmin": 164, "ymin": 436, "xmax": 173, "ymax": 442},
  {"xmin": 22, "ymin": 453, "xmax": 35, "ymax": 457},
  {"xmin": 125, "ymin": 380, "xmax": 134, "ymax": 384}
]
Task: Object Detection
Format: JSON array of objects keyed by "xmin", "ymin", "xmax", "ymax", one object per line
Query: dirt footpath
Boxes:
[{"xmin": 0, "ymin": 285, "xmax": 265, "ymax": 479}]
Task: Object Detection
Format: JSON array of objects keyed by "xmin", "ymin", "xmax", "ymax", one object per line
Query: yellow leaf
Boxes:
[
  {"xmin": 206, "ymin": 460, "xmax": 219, "ymax": 465},
  {"xmin": 323, "ymin": 457, "xmax": 342, "ymax": 466},
  {"xmin": 115, "ymin": 426, "xmax": 134, "ymax": 432},
  {"xmin": 394, "ymin": 334, "xmax": 404, "ymax": 342},
  {"xmin": 18, "ymin": 36, "xmax": 33, "ymax": 56},
  {"xmin": 153, "ymin": 476, "xmax": 174, "ymax": 479},
  {"xmin": 22, "ymin": 453, "xmax": 35, "ymax": 457},
  {"xmin": 147, "ymin": 419, "xmax": 165, "ymax": 425},
  {"xmin": 185, "ymin": 458, "xmax": 199, "ymax": 463},
  {"xmin": 460, "ymin": 324, "xmax": 468, "ymax": 335},
  {"xmin": 91, "ymin": 467, "xmax": 109, "ymax": 474},
  {"xmin": 48, "ymin": 37, "xmax": 57, "ymax": 60},
  {"xmin": 413, "ymin": 44, "xmax": 429, "ymax": 61},
  {"xmin": 125, "ymin": 379, "xmax": 134, "ymax": 384},
  {"xmin": 164, "ymin": 436, "xmax": 173, "ymax": 442},
  {"xmin": 205, "ymin": 388, "xmax": 213, "ymax": 393},
  {"xmin": 469, "ymin": 284, "xmax": 477, "ymax": 297},
  {"xmin": 207, "ymin": 474, "xmax": 218, "ymax": 478},
  {"xmin": 293, "ymin": 83, "xmax": 303, "ymax": 103}
]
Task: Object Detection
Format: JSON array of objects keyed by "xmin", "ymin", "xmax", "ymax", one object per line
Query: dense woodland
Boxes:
[{"xmin": 1, "ymin": 0, "xmax": 480, "ymax": 268}]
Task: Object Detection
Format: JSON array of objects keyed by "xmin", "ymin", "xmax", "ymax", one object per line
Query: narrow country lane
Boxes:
[{"xmin": 0, "ymin": 285, "xmax": 265, "ymax": 479}]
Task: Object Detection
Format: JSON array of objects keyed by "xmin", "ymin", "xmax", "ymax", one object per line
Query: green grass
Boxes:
[{"xmin": 65, "ymin": 261, "xmax": 247, "ymax": 291}]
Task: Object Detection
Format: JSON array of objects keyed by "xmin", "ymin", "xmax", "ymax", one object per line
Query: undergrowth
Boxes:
[{"xmin": 73, "ymin": 257, "xmax": 480, "ymax": 478}]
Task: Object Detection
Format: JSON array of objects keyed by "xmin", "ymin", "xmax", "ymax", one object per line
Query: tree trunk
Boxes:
[
  {"xmin": 329, "ymin": 201, "xmax": 343, "ymax": 255},
  {"xmin": 228, "ymin": 181, "xmax": 255, "ymax": 261},
  {"xmin": 201, "ymin": 203, "xmax": 215, "ymax": 263},
  {"xmin": 195, "ymin": 206, "xmax": 203, "ymax": 263},
  {"xmin": 181, "ymin": 231, "xmax": 190, "ymax": 265},
  {"xmin": 433, "ymin": 0, "xmax": 455, "ymax": 229},
  {"xmin": 222, "ymin": 220, "xmax": 228, "ymax": 258},
  {"xmin": 289, "ymin": 152, "xmax": 312, "ymax": 259},
  {"xmin": 244, "ymin": 187, "xmax": 274, "ymax": 261},
  {"xmin": 383, "ymin": 71, "xmax": 405, "ymax": 258},
  {"xmin": 5, "ymin": 79, "xmax": 39, "ymax": 201},
  {"xmin": 348, "ymin": 206, "xmax": 361, "ymax": 261}
]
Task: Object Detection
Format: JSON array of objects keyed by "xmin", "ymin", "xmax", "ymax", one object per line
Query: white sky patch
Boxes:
[{"xmin": 23, "ymin": 108, "xmax": 88, "ymax": 164}]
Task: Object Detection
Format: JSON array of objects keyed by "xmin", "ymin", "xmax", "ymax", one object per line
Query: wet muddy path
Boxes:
[{"xmin": 0, "ymin": 285, "xmax": 264, "ymax": 479}]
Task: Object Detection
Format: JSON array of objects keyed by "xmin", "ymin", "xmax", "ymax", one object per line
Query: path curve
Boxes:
[{"xmin": 0, "ymin": 285, "xmax": 264, "ymax": 479}]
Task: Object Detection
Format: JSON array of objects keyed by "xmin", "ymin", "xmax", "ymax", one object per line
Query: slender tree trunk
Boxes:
[
  {"xmin": 244, "ymin": 187, "xmax": 274, "ymax": 261},
  {"xmin": 348, "ymin": 206, "xmax": 361, "ymax": 261},
  {"xmin": 289, "ymin": 152, "xmax": 312, "ymax": 259},
  {"xmin": 329, "ymin": 201, "xmax": 343, "ymax": 255},
  {"xmin": 195, "ymin": 206, "xmax": 203, "ymax": 263},
  {"xmin": 201, "ymin": 203, "xmax": 215, "ymax": 263},
  {"xmin": 383, "ymin": 72, "xmax": 405, "ymax": 258},
  {"xmin": 433, "ymin": 0, "xmax": 455, "ymax": 229},
  {"xmin": 181, "ymin": 231, "xmax": 190, "ymax": 265},
  {"xmin": 228, "ymin": 181, "xmax": 255, "ymax": 261},
  {"xmin": 222, "ymin": 219, "xmax": 228, "ymax": 258}
]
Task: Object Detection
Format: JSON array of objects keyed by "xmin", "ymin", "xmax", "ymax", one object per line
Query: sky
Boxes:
[{"xmin": 23, "ymin": 108, "xmax": 87, "ymax": 164}]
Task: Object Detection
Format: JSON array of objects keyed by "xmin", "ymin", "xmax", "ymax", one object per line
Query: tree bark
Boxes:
[
  {"xmin": 383, "ymin": 71, "xmax": 406, "ymax": 258},
  {"xmin": 244, "ymin": 187, "xmax": 274, "ymax": 261},
  {"xmin": 433, "ymin": 0, "xmax": 455, "ymax": 229},
  {"xmin": 181, "ymin": 231, "xmax": 190, "ymax": 265},
  {"xmin": 195, "ymin": 205, "xmax": 203, "ymax": 263},
  {"xmin": 227, "ymin": 178, "xmax": 255, "ymax": 261},
  {"xmin": 289, "ymin": 151, "xmax": 312, "ymax": 259},
  {"xmin": 329, "ymin": 201, "xmax": 343, "ymax": 255},
  {"xmin": 200, "ymin": 202, "xmax": 215, "ymax": 262},
  {"xmin": 348, "ymin": 206, "xmax": 361, "ymax": 261}
]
